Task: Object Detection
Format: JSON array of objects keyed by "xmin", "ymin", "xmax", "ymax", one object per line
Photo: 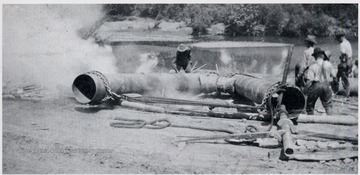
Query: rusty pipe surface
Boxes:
[
  {"xmin": 73, "ymin": 72, "xmax": 201, "ymax": 104},
  {"xmin": 233, "ymin": 74, "xmax": 305, "ymax": 114},
  {"xmin": 233, "ymin": 74, "xmax": 274, "ymax": 103}
]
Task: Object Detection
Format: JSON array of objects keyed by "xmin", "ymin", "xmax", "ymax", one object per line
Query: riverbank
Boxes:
[{"xmin": 95, "ymin": 18, "xmax": 193, "ymax": 43}]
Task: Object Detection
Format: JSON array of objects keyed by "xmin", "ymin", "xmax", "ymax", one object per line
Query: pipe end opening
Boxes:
[
  {"xmin": 72, "ymin": 74, "xmax": 97, "ymax": 104},
  {"xmin": 285, "ymin": 148, "xmax": 294, "ymax": 155},
  {"xmin": 282, "ymin": 86, "xmax": 306, "ymax": 114}
]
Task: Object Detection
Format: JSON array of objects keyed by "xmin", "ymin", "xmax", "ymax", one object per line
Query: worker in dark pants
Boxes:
[
  {"xmin": 335, "ymin": 55, "xmax": 352, "ymax": 98},
  {"xmin": 172, "ymin": 44, "xmax": 192, "ymax": 73},
  {"xmin": 334, "ymin": 30, "xmax": 353, "ymax": 99},
  {"xmin": 304, "ymin": 48, "xmax": 333, "ymax": 115}
]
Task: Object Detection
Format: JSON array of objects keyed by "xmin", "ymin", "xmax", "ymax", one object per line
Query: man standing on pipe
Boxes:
[
  {"xmin": 295, "ymin": 35, "xmax": 317, "ymax": 90},
  {"xmin": 334, "ymin": 30, "xmax": 353, "ymax": 100},
  {"xmin": 172, "ymin": 44, "xmax": 192, "ymax": 73},
  {"xmin": 304, "ymin": 48, "xmax": 333, "ymax": 115}
]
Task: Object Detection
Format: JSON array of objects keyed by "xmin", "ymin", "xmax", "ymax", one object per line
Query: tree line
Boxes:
[{"xmin": 103, "ymin": 4, "xmax": 358, "ymax": 37}]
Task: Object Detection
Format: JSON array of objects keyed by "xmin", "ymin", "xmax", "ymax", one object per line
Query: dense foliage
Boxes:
[{"xmin": 103, "ymin": 4, "xmax": 358, "ymax": 37}]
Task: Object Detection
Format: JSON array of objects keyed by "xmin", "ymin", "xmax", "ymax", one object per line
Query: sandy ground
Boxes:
[{"xmin": 2, "ymin": 95, "xmax": 358, "ymax": 174}]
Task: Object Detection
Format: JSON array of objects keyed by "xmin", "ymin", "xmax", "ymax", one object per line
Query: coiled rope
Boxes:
[{"xmin": 110, "ymin": 117, "xmax": 236, "ymax": 134}]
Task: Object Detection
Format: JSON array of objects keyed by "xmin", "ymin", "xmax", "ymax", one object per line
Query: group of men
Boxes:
[{"xmin": 295, "ymin": 31, "xmax": 356, "ymax": 115}]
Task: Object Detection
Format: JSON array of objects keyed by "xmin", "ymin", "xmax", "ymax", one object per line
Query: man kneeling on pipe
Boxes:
[
  {"xmin": 303, "ymin": 48, "xmax": 333, "ymax": 115},
  {"xmin": 172, "ymin": 44, "xmax": 192, "ymax": 73}
]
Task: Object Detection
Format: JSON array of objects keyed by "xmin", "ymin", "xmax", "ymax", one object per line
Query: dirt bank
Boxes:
[
  {"xmin": 96, "ymin": 18, "xmax": 193, "ymax": 43},
  {"xmin": 2, "ymin": 96, "xmax": 358, "ymax": 174}
]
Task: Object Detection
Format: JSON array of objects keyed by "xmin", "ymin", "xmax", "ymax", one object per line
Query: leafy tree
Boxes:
[
  {"xmin": 264, "ymin": 5, "xmax": 285, "ymax": 36},
  {"xmin": 103, "ymin": 4, "xmax": 135, "ymax": 16},
  {"xmin": 224, "ymin": 4, "xmax": 263, "ymax": 36},
  {"xmin": 183, "ymin": 5, "xmax": 213, "ymax": 35}
]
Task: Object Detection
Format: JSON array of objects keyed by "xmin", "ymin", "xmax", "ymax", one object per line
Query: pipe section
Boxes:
[
  {"xmin": 72, "ymin": 71, "xmax": 305, "ymax": 114},
  {"xmin": 233, "ymin": 74, "xmax": 305, "ymax": 114},
  {"xmin": 277, "ymin": 105, "xmax": 295, "ymax": 156},
  {"xmin": 73, "ymin": 72, "xmax": 203, "ymax": 104}
]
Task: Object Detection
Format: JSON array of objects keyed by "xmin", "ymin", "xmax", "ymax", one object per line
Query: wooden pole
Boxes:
[{"xmin": 297, "ymin": 114, "xmax": 358, "ymax": 125}]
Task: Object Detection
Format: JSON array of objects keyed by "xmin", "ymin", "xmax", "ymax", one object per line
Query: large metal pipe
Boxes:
[
  {"xmin": 72, "ymin": 71, "xmax": 234, "ymax": 104},
  {"xmin": 336, "ymin": 78, "xmax": 358, "ymax": 94},
  {"xmin": 72, "ymin": 71, "xmax": 305, "ymax": 114},
  {"xmin": 233, "ymin": 74, "xmax": 305, "ymax": 114}
]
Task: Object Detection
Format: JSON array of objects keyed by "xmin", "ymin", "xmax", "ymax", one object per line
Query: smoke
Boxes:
[
  {"xmin": 2, "ymin": 4, "xmax": 119, "ymax": 97},
  {"xmin": 135, "ymin": 53, "xmax": 159, "ymax": 74}
]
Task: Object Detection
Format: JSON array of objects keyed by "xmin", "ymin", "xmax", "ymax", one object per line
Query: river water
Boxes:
[{"xmin": 112, "ymin": 36, "xmax": 358, "ymax": 77}]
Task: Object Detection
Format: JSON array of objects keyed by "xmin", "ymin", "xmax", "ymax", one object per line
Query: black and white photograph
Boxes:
[{"xmin": 2, "ymin": 3, "xmax": 359, "ymax": 174}]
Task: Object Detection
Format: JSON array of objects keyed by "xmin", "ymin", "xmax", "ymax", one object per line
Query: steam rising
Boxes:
[
  {"xmin": 136, "ymin": 53, "xmax": 159, "ymax": 74},
  {"xmin": 3, "ymin": 4, "xmax": 118, "ymax": 97}
]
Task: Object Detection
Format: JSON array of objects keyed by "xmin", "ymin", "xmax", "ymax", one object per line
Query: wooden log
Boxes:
[
  {"xmin": 297, "ymin": 114, "xmax": 358, "ymax": 125},
  {"xmin": 288, "ymin": 146, "xmax": 358, "ymax": 161}
]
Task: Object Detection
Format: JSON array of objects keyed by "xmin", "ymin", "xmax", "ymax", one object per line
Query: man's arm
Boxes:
[
  {"xmin": 330, "ymin": 64, "xmax": 338, "ymax": 83},
  {"xmin": 329, "ymin": 63, "xmax": 336, "ymax": 78},
  {"xmin": 298, "ymin": 51, "xmax": 308, "ymax": 76},
  {"xmin": 303, "ymin": 66, "xmax": 314, "ymax": 94},
  {"xmin": 350, "ymin": 65, "xmax": 358, "ymax": 78}
]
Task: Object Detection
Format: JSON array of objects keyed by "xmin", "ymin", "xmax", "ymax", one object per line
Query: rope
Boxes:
[
  {"xmin": 110, "ymin": 117, "xmax": 170, "ymax": 129},
  {"xmin": 110, "ymin": 117, "xmax": 235, "ymax": 134}
]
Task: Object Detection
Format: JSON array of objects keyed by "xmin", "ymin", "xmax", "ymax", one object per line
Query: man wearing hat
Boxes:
[
  {"xmin": 295, "ymin": 35, "xmax": 317, "ymax": 90},
  {"xmin": 304, "ymin": 47, "xmax": 333, "ymax": 115},
  {"xmin": 335, "ymin": 30, "xmax": 353, "ymax": 99},
  {"xmin": 172, "ymin": 44, "xmax": 192, "ymax": 73}
]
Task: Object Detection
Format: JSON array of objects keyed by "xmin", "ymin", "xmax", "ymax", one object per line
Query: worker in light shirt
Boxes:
[
  {"xmin": 304, "ymin": 48, "xmax": 333, "ymax": 115},
  {"xmin": 295, "ymin": 35, "xmax": 317, "ymax": 90}
]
